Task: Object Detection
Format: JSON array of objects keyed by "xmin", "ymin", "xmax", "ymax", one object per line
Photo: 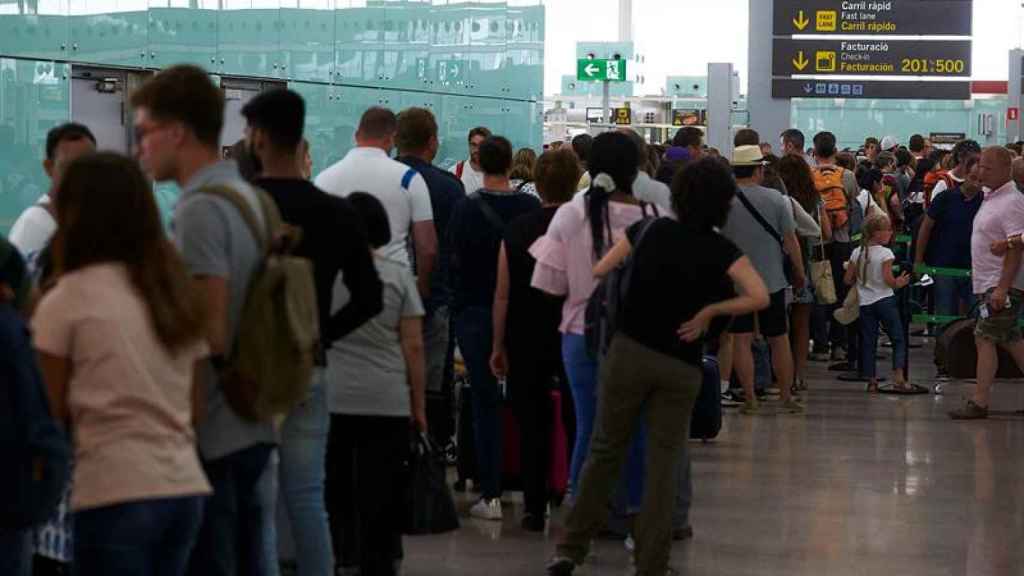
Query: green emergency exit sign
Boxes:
[{"xmin": 577, "ymin": 58, "xmax": 628, "ymax": 82}]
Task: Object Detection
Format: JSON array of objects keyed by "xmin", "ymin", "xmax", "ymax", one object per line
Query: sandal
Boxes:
[{"xmin": 865, "ymin": 381, "xmax": 879, "ymax": 393}]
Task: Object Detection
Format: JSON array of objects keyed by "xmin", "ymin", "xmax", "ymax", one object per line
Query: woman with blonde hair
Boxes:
[{"xmin": 510, "ymin": 147, "xmax": 539, "ymax": 196}]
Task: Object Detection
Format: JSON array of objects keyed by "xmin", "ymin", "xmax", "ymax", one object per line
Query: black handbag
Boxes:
[{"xmin": 404, "ymin": 432, "xmax": 460, "ymax": 535}]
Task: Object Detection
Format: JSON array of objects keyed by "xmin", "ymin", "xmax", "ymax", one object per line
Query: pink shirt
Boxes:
[
  {"xmin": 971, "ymin": 181, "xmax": 1024, "ymax": 294},
  {"xmin": 33, "ymin": 264, "xmax": 211, "ymax": 511},
  {"xmin": 530, "ymin": 194, "xmax": 652, "ymax": 335}
]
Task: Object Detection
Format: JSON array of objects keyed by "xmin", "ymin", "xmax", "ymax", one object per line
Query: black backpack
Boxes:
[
  {"xmin": 584, "ymin": 214, "xmax": 660, "ymax": 359},
  {"xmin": 1, "ymin": 309, "xmax": 71, "ymax": 529}
]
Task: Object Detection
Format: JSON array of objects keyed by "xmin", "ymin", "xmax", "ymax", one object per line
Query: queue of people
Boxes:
[{"xmin": 6, "ymin": 59, "xmax": 1024, "ymax": 576}]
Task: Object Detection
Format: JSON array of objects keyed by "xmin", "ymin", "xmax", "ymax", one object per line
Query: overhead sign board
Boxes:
[
  {"xmin": 772, "ymin": 38, "xmax": 971, "ymax": 77},
  {"xmin": 930, "ymin": 132, "xmax": 967, "ymax": 146},
  {"xmin": 576, "ymin": 58, "xmax": 628, "ymax": 83},
  {"xmin": 772, "ymin": 0, "xmax": 973, "ymax": 37},
  {"xmin": 771, "ymin": 78, "xmax": 971, "ymax": 100}
]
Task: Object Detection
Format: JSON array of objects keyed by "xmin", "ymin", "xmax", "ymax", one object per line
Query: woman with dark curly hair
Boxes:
[{"xmin": 546, "ymin": 157, "xmax": 769, "ymax": 576}]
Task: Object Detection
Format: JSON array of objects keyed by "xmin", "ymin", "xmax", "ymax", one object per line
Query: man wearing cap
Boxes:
[
  {"xmin": 721, "ymin": 145, "xmax": 806, "ymax": 415},
  {"xmin": 880, "ymin": 135, "xmax": 900, "ymax": 154}
]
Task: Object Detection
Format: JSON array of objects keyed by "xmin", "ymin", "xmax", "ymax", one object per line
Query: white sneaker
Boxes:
[{"xmin": 470, "ymin": 498, "xmax": 503, "ymax": 521}]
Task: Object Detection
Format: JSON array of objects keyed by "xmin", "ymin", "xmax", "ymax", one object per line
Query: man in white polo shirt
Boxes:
[{"xmin": 316, "ymin": 107, "xmax": 437, "ymax": 297}]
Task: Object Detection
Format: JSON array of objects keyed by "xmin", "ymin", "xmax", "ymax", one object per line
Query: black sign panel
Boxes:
[
  {"xmin": 772, "ymin": 38, "xmax": 971, "ymax": 77},
  {"xmin": 930, "ymin": 132, "xmax": 967, "ymax": 145},
  {"xmin": 773, "ymin": 0, "xmax": 973, "ymax": 37},
  {"xmin": 772, "ymin": 78, "xmax": 971, "ymax": 100}
]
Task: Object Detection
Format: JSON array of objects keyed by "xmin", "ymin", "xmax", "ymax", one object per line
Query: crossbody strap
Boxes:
[
  {"xmin": 470, "ymin": 191, "xmax": 506, "ymax": 232},
  {"xmin": 736, "ymin": 190, "xmax": 784, "ymax": 250}
]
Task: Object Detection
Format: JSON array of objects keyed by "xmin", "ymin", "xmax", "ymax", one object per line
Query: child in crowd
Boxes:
[{"xmin": 844, "ymin": 214, "xmax": 911, "ymax": 392}]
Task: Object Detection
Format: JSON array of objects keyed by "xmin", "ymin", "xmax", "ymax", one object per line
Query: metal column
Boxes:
[
  {"xmin": 747, "ymin": 0, "xmax": 791, "ymax": 146},
  {"xmin": 1009, "ymin": 49, "xmax": 1023, "ymax": 144},
  {"xmin": 707, "ymin": 63, "xmax": 734, "ymax": 160}
]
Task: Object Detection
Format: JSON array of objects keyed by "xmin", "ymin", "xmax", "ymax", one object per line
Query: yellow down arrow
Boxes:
[
  {"xmin": 792, "ymin": 51, "xmax": 808, "ymax": 71},
  {"xmin": 793, "ymin": 10, "xmax": 809, "ymax": 31}
]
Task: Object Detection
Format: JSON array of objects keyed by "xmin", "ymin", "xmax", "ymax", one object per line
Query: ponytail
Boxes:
[{"xmin": 586, "ymin": 172, "xmax": 616, "ymax": 259}]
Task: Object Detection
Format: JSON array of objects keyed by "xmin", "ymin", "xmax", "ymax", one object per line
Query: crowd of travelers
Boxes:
[{"xmin": 4, "ymin": 61, "xmax": 1024, "ymax": 576}]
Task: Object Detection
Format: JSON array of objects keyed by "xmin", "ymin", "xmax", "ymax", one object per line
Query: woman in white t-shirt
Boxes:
[
  {"xmin": 844, "ymin": 214, "xmax": 911, "ymax": 392},
  {"xmin": 32, "ymin": 153, "xmax": 210, "ymax": 575}
]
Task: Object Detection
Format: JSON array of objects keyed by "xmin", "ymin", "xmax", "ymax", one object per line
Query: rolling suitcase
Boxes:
[
  {"xmin": 690, "ymin": 355, "xmax": 722, "ymax": 441},
  {"xmin": 937, "ymin": 317, "xmax": 1024, "ymax": 379},
  {"xmin": 548, "ymin": 389, "xmax": 569, "ymax": 501}
]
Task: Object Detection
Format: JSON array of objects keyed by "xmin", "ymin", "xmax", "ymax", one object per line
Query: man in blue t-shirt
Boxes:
[{"xmin": 915, "ymin": 157, "xmax": 983, "ymax": 325}]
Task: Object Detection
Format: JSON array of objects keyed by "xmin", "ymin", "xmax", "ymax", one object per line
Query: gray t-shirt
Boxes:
[
  {"xmin": 328, "ymin": 254, "xmax": 425, "ymax": 417},
  {"xmin": 721, "ymin": 183, "xmax": 797, "ymax": 294},
  {"xmin": 173, "ymin": 161, "xmax": 277, "ymax": 461}
]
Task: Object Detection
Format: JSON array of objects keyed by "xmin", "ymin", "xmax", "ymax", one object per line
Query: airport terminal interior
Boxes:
[{"xmin": 3, "ymin": 1, "xmax": 1024, "ymax": 575}]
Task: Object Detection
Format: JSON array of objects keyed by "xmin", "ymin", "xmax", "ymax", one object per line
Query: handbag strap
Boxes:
[{"xmin": 736, "ymin": 189, "xmax": 784, "ymax": 250}]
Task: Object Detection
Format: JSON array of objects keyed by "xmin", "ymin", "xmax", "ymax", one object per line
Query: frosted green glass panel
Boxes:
[
  {"xmin": 291, "ymin": 81, "xmax": 338, "ymax": 176},
  {"xmin": 386, "ymin": 0, "xmax": 432, "ymax": 92},
  {"xmin": 0, "ymin": 59, "xmax": 70, "ymax": 235},
  {"xmin": 791, "ymin": 98, "xmax": 1010, "ymax": 151},
  {"xmin": 148, "ymin": 1, "xmax": 218, "ymax": 70},
  {"xmin": 0, "ymin": 0, "xmax": 69, "ymax": 61},
  {"xmin": 504, "ymin": 99, "xmax": 539, "ymax": 151},
  {"xmin": 429, "ymin": 1, "xmax": 471, "ymax": 96},
  {"xmin": 280, "ymin": 0, "xmax": 335, "ymax": 83},
  {"xmin": 218, "ymin": 0, "xmax": 281, "ymax": 78},
  {"xmin": 69, "ymin": 0, "xmax": 148, "ymax": 67},
  {"xmin": 467, "ymin": 0, "xmax": 504, "ymax": 97},
  {"xmin": 334, "ymin": 2, "xmax": 385, "ymax": 86},
  {"xmin": 505, "ymin": 1, "xmax": 542, "ymax": 100},
  {"xmin": 437, "ymin": 94, "xmax": 471, "ymax": 169}
]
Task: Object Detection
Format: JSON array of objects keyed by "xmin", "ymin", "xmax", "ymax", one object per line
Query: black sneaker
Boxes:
[
  {"xmin": 721, "ymin": 391, "xmax": 743, "ymax": 407},
  {"xmin": 546, "ymin": 557, "xmax": 576, "ymax": 576}
]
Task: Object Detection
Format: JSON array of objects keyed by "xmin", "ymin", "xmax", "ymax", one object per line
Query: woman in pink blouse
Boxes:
[
  {"xmin": 530, "ymin": 132, "xmax": 655, "ymax": 511},
  {"xmin": 32, "ymin": 153, "xmax": 211, "ymax": 576}
]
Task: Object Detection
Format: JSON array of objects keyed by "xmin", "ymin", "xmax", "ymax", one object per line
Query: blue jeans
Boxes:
[
  {"xmin": 455, "ymin": 306, "xmax": 503, "ymax": 500},
  {"xmin": 0, "ymin": 527, "xmax": 31, "ymax": 576},
  {"xmin": 860, "ymin": 296, "xmax": 907, "ymax": 380},
  {"xmin": 562, "ymin": 333, "xmax": 644, "ymax": 511},
  {"xmin": 259, "ymin": 451, "xmax": 280, "ymax": 576},
  {"xmin": 187, "ymin": 443, "xmax": 274, "ymax": 576},
  {"xmin": 74, "ymin": 495, "xmax": 205, "ymax": 576},
  {"xmin": 271, "ymin": 372, "xmax": 332, "ymax": 576},
  {"xmin": 934, "ymin": 276, "xmax": 975, "ymax": 323}
]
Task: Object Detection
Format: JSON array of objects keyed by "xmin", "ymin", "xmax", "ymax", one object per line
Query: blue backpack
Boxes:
[{"xmin": 0, "ymin": 305, "xmax": 70, "ymax": 529}]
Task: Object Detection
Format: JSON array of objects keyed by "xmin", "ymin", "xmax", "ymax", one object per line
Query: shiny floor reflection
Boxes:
[{"xmin": 403, "ymin": 347, "xmax": 1024, "ymax": 576}]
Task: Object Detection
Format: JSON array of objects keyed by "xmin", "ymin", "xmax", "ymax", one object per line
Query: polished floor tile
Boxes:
[{"xmin": 403, "ymin": 342, "xmax": 1024, "ymax": 575}]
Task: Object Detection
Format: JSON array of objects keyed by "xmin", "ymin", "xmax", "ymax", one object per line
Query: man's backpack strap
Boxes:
[{"xmin": 198, "ymin": 185, "xmax": 293, "ymax": 256}]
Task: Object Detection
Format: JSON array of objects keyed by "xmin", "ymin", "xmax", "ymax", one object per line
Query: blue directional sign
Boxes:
[{"xmin": 773, "ymin": 78, "xmax": 971, "ymax": 100}]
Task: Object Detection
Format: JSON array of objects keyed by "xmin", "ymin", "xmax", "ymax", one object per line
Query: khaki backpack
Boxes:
[{"xmin": 199, "ymin": 185, "xmax": 319, "ymax": 423}]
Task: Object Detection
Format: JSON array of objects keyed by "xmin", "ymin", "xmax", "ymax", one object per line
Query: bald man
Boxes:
[
  {"xmin": 1013, "ymin": 156, "xmax": 1024, "ymax": 191},
  {"xmin": 950, "ymin": 147, "xmax": 1024, "ymax": 419}
]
